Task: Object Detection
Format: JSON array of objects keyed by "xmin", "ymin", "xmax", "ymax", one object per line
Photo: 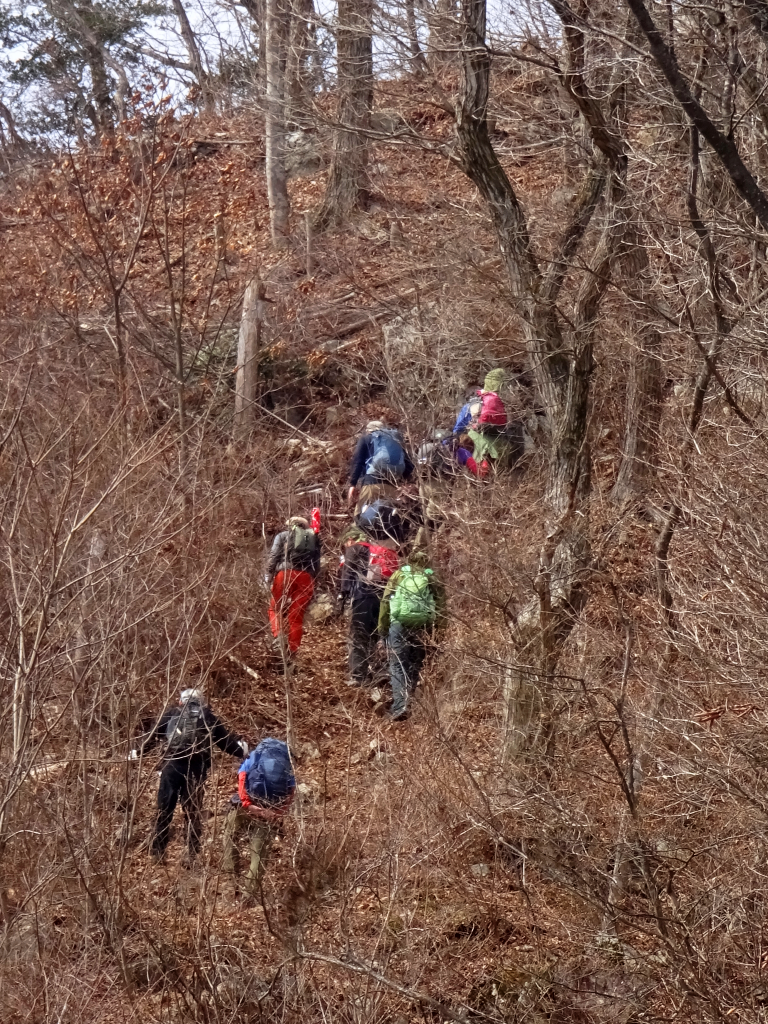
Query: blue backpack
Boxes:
[
  {"xmin": 365, "ymin": 429, "xmax": 406, "ymax": 480},
  {"xmin": 242, "ymin": 739, "xmax": 295, "ymax": 804}
]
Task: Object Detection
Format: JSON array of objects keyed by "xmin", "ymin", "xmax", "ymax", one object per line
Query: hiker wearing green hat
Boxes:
[{"xmin": 379, "ymin": 546, "xmax": 446, "ymax": 721}]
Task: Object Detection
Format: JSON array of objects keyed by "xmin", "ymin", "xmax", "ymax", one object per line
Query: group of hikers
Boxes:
[{"xmin": 130, "ymin": 370, "xmax": 516, "ymax": 886}]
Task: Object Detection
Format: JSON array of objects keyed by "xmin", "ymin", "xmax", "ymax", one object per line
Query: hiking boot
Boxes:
[{"xmin": 388, "ymin": 709, "xmax": 410, "ymax": 723}]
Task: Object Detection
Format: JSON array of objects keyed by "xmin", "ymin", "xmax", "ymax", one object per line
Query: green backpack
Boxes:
[{"xmin": 390, "ymin": 566, "xmax": 436, "ymax": 628}]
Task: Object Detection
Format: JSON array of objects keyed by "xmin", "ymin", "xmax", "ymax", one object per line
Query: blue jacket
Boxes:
[
  {"xmin": 348, "ymin": 432, "xmax": 414, "ymax": 487},
  {"xmin": 452, "ymin": 402, "xmax": 473, "ymax": 435}
]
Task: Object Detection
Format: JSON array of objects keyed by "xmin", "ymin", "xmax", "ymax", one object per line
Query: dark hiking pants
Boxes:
[
  {"xmin": 388, "ymin": 621, "xmax": 427, "ymax": 718},
  {"xmin": 349, "ymin": 592, "xmax": 380, "ymax": 684},
  {"xmin": 151, "ymin": 759, "xmax": 206, "ymax": 859}
]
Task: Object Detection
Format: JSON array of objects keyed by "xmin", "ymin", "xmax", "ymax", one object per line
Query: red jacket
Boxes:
[{"xmin": 238, "ymin": 770, "xmax": 295, "ymax": 820}]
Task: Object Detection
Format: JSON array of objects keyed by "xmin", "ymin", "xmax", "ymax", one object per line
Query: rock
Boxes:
[
  {"xmin": 284, "ymin": 130, "xmax": 326, "ymax": 178},
  {"xmin": 325, "ymin": 404, "xmax": 345, "ymax": 427},
  {"xmin": 371, "ymin": 109, "xmax": 408, "ymax": 135},
  {"xmin": 470, "ymin": 862, "xmax": 490, "ymax": 877},
  {"xmin": 307, "ymin": 593, "xmax": 335, "ymax": 624},
  {"xmin": 297, "ymin": 780, "xmax": 320, "ymax": 804},
  {"xmin": 390, "ymin": 221, "xmax": 409, "ymax": 249}
]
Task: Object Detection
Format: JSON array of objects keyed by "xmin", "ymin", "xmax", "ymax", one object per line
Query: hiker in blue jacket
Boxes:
[
  {"xmin": 222, "ymin": 738, "xmax": 296, "ymax": 893},
  {"xmin": 347, "ymin": 419, "xmax": 414, "ymax": 513}
]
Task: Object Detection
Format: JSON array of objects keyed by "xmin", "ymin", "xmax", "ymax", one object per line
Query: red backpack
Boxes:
[
  {"xmin": 364, "ymin": 543, "xmax": 399, "ymax": 584},
  {"xmin": 475, "ymin": 390, "xmax": 507, "ymax": 428}
]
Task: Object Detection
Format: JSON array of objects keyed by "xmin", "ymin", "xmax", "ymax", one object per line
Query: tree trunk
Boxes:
[
  {"xmin": 426, "ymin": 0, "xmax": 457, "ymax": 72},
  {"xmin": 86, "ymin": 46, "xmax": 115, "ymax": 136},
  {"xmin": 235, "ymin": 280, "xmax": 266, "ymax": 438},
  {"xmin": 406, "ymin": 0, "xmax": 428, "ymax": 76},
  {"xmin": 313, "ymin": 0, "xmax": 372, "ymax": 231},
  {"xmin": 265, "ymin": 0, "xmax": 291, "ymax": 246},
  {"xmin": 454, "ymin": 0, "xmax": 631, "ymax": 758},
  {"xmin": 287, "ymin": 0, "xmax": 315, "ymax": 126},
  {"xmin": 171, "ymin": 0, "xmax": 216, "ymax": 114},
  {"xmin": 611, "ymin": 222, "xmax": 663, "ymax": 504}
]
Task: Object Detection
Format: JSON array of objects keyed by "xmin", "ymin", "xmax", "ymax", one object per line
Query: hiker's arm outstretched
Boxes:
[
  {"xmin": 135, "ymin": 706, "xmax": 173, "ymax": 756},
  {"xmin": 205, "ymin": 708, "xmax": 244, "ymax": 757},
  {"xmin": 348, "ymin": 436, "xmax": 369, "ymax": 488},
  {"xmin": 266, "ymin": 532, "xmax": 287, "ymax": 579}
]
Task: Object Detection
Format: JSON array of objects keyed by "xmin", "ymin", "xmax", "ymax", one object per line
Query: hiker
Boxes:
[
  {"xmin": 266, "ymin": 514, "xmax": 321, "ymax": 657},
  {"xmin": 130, "ymin": 688, "xmax": 248, "ymax": 866},
  {"xmin": 455, "ymin": 369, "xmax": 509, "ymax": 477},
  {"xmin": 417, "ymin": 429, "xmax": 456, "ymax": 532},
  {"xmin": 338, "ymin": 520, "xmax": 400, "ymax": 688},
  {"xmin": 222, "ymin": 738, "xmax": 296, "ymax": 893},
  {"xmin": 347, "ymin": 420, "xmax": 414, "ymax": 514},
  {"xmin": 378, "ymin": 547, "xmax": 446, "ymax": 721}
]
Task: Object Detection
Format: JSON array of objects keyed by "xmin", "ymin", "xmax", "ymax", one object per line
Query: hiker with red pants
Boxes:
[{"xmin": 265, "ymin": 514, "xmax": 321, "ymax": 657}]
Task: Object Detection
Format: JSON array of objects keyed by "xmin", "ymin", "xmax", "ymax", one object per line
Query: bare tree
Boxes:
[
  {"xmin": 170, "ymin": 0, "xmax": 216, "ymax": 114},
  {"xmin": 265, "ymin": 0, "xmax": 292, "ymax": 245},
  {"xmin": 313, "ymin": 0, "xmax": 373, "ymax": 230}
]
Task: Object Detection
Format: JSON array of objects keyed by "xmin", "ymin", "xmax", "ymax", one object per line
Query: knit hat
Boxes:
[
  {"xmin": 287, "ymin": 515, "xmax": 309, "ymax": 528},
  {"xmin": 180, "ymin": 688, "xmax": 203, "ymax": 703},
  {"xmin": 366, "ymin": 419, "xmax": 385, "ymax": 432},
  {"xmin": 340, "ymin": 524, "xmax": 367, "ymax": 545},
  {"xmin": 409, "ymin": 549, "xmax": 432, "ymax": 569},
  {"xmin": 483, "ymin": 368, "xmax": 505, "ymax": 393}
]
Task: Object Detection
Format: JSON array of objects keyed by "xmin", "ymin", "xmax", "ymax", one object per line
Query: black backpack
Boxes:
[
  {"xmin": 356, "ymin": 499, "xmax": 405, "ymax": 542},
  {"xmin": 165, "ymin": 700, "xmax": 208, "ymax": 756},
  {"xmin": 287, "ymin": 525, "xmax": 318, "ymax": 558}
]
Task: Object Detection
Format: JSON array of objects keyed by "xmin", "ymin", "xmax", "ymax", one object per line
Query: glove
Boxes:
[
  {"xmin": 127, "ymin": 749, "xmax": 138, "ymax": 761},
  {"xmin": 238, "ymin": 740, "xmax": 249, "ymax": 757},
  {"xmin": 264, "ymin": 574, "xmax": 271, "ymax": 589}
]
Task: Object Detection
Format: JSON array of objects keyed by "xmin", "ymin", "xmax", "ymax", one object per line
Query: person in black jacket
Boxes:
[
  {"xmin": 130, "ymin": 688, "xmax": 248, "ymax": 866},
  {"xmin": 265, "ymin": 515, "xmax": 321, "ymax": 655},
  {"xmin": 347, "ymin": 420, "xmax": 414, "ymax": 513},
  {"xmin": 338, "ymin": 525, "xmax": 399, "ymax": 688}
]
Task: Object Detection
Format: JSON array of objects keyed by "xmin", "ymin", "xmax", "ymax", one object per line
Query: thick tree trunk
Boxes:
[
  {"xmin": 611, "ymin": 223, "xmax": 663, "ymax": 504},
  {"xmin": 86, "ymin": 46, "xmax": 115, "ymax": 136},
  {"xmin": 234, "ymin": 280, "xmax": 266, "ymax": 438},
  {"xmin": 286, "ymin": 0, "xmax": 315, "ymax": 126},
  {"xmin": 313, "ymin": 0, "xmax": 372, "ymax": 231},
  {"xmin": 171, "ymin": 0, "xmax": 216, "ymax": 114},
  {"xmin": 265, "ymin": 0, "xmax": 291, "ymax": 246}
]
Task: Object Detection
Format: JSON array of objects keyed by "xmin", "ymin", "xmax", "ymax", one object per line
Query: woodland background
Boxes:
[{"xmin": 2, "ymin": 0, "xmax": 768, "ymax": 1021}]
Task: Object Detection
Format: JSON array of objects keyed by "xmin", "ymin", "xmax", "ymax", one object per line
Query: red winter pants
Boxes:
[{"xmin": 269, "ymin": 570, "xmax": 314, "ymax": 653}]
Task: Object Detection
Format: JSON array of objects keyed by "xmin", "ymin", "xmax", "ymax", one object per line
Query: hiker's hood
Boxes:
[
  {"xmin": 409, "ymin": 550, "xmax": 432, "ymax": 569},
  {"xmin": 482, "ymin": 368, "xmax": 505, "ymax": 393},
  {"xmin": 287, "ymin": 516, "xmax": 309, "ymax": 528}
]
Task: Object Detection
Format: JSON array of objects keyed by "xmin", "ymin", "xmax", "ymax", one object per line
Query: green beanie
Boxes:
[
  {"xmin": 483, "ymin": 368, "xmax": 505, "ymax": 393},
  {"xmin": 409, "ymin": 549, "xmax": 432, "ymax": 569}
]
